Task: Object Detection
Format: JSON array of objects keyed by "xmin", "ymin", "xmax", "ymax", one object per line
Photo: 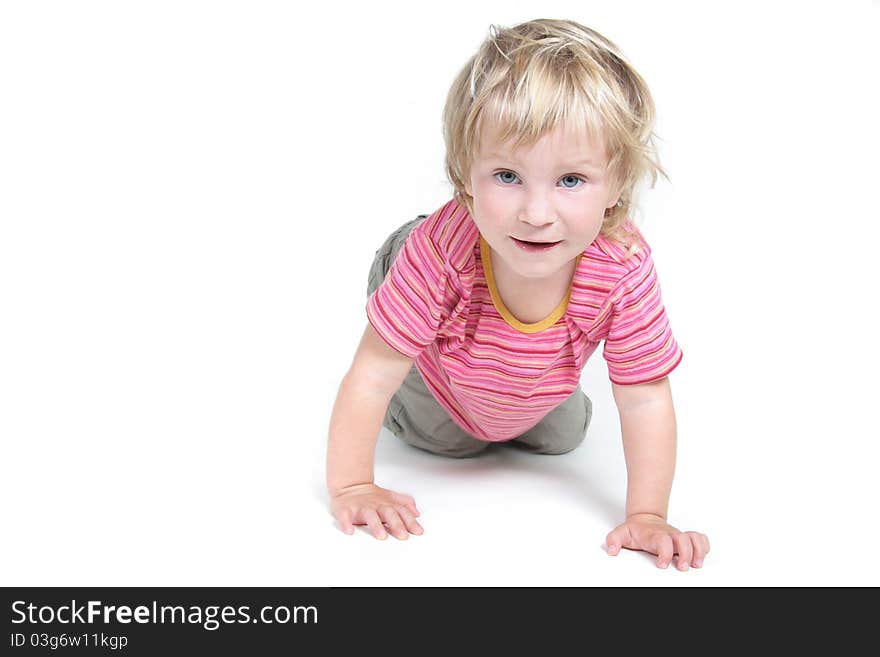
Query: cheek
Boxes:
[
  {"xmin": 581, "ymin": 222, "xmax": 603, "ymax": 244},
  {"xmin": 571, "ymin": 210, "xmax": 605, "ymax": 243},
  {"xmin": 559, "ymin": 200, "xmax": 603, "ymax": 237},
  {"xmin": 482, "ymin": 195, "xmax": 507, "ymax": 217},
  {"xmin": 473, "ymin": 184, "xmax": 509, "ymax": 220}
]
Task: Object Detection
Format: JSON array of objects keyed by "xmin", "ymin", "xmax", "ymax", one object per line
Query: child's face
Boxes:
[{"xmin": 465, "ymin": 121, "xmax": 620, "ymax": 282}]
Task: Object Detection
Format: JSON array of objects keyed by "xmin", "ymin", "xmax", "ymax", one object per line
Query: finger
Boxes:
[
  {"xmin": 363, "ymin": 510, "xmax": 388, "ymax": 540},
  {"xmin": 674, "ymin": 533, "xmax": 693, "ymax": 570},
  {"xmin": 690, "ymin": 532, "xmax": 709, "ymax": 567},
  {"xmin": 396, "ymin": 506, "xmax": 424, "ymax": 535},
  {"xmin": 336, "ymin": 507, "xmax": 355, "ymax": 535},
  {"xmin": 655, "ymin": 534, "xmax": 674, "ymax": 569},
  {"xmin": 605, "ymin": 526, "xmax": 631, "ymax": 556},
  {"xmin": 392, "ymin": 492, "xmax": 420, "ymax": 517},
  {"xmin": 377, "ymin": 506, "xmax": 409, "ymax": 540}
]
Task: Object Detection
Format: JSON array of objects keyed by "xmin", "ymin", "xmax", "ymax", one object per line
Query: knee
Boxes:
[
  {"xmin": 434, "ymin": 442, "xmax": 491, "ymax": 458},
  {"xmin": 398, "ymin": 432, "xmax": 491, "ymax": 459},
  {"xmin": 523, "ymin": 428, "xmax": 587, "ymax": 455}
]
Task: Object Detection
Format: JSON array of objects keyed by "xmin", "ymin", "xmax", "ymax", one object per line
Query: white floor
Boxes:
[{"xmin": 3, "ymin": 349, "xmax": 877, "ymax": 588}]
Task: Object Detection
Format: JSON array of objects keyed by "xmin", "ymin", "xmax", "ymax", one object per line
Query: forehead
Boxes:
[{"xmin": 476, "ymin": 117, "xmax": 609, "ymax": 164}]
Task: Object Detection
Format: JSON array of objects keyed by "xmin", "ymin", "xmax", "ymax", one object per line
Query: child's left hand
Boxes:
[{"xmin": 605, "ymin": 513, "xmax": 710, "ymax": 570}]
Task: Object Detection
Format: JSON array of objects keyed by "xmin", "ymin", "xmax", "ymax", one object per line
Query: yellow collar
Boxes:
[{"xmin": 479, "ymin": 235, "xmax": 580, "ymax": 334}]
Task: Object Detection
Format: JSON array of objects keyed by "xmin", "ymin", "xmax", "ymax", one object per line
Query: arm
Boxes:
[
  {"xmin": 326, "ymin": 323, "xmax": 423, "ymax": 539},
  {"xmin": 327, "ymin": 322, "xmax": 412, "ymax": 493},
  {"xmin": 606, "ymin": 377, "xmax": 710, "ymax": 569},
  {"xmin": 612, "ymin": 376, "xmax": 676, "ymax": 519}
]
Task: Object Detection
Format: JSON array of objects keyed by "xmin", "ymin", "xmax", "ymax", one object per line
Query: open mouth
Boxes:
[{"xmin": 512, "ymin": 237, "xmax": 562, "ymax": 251}]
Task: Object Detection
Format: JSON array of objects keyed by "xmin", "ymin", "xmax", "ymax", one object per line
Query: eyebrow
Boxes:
[{"xmin": 484, "ymin": 153, "xmax": 604, "ymax": 170}]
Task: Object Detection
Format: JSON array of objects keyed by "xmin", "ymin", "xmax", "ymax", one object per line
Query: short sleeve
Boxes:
[
  {"xmin": 366, "ymin": 227, "xmax": 454, "ymax": 359},
  {"xmin": 601, "ymin": 252, "xmax": 683, "ymax": 385}
]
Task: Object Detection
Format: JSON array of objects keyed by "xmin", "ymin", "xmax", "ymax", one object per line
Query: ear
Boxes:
[
  {"xmin": 606, "ymin": 193, "xmax": 621, "ymax": 210},
  {"xmin": 605, "ymin": 178, "xmax": 623, "ymax": 210}
]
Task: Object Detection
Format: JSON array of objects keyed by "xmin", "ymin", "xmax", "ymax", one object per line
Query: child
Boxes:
[{"xmin": 326, "ymin": 18, "xmax": 709, "ymax": 570}]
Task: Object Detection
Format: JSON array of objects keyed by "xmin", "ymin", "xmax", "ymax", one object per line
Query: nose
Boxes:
[{"xmin": 519, "ymin": 191, "xmax": 557, "ymax": 227}]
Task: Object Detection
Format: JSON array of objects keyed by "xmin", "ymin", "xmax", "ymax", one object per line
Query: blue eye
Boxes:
[{"xmin": 493, "ymin": 171, "xmax": 586, "ymax": 188}]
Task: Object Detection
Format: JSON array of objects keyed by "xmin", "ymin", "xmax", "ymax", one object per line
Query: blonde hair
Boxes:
[{"xmin": 443, "ymin": 18, "xmax": 667, "ymax": 256}]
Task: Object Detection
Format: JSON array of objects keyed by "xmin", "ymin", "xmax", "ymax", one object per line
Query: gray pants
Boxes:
[{"xmin": 367, "ymin": 216, "xmax": 592, "ymax": 458}]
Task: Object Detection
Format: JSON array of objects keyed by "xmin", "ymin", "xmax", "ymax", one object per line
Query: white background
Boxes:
[{"xmin": 1, "ymin": 0, "xmax": 878, "ymax": 586}]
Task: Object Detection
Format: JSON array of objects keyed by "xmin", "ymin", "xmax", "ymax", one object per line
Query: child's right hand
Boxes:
[{"xmin": 330, "ymin": 483, "xmax": 423, "ymax": 540}]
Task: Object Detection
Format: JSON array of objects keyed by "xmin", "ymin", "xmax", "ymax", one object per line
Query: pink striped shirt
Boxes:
[{"xmin": 366, "ymin": 198, "xmax": 683, "ymax": 442}]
